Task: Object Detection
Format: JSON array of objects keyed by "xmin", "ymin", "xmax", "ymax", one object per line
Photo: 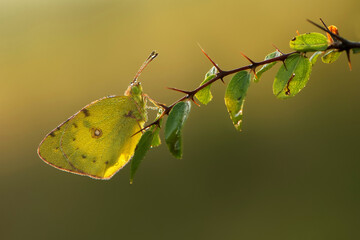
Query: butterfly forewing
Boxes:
[{"xmin": 38, "ymin": 96, "xmax": 146, "ymax": 179}]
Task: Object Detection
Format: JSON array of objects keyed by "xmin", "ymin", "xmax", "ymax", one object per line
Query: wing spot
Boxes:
[
  {"xmin": 73, "ymin": 123, "xmax": 78, "ymax": 128},
  {"xmin": 90, "ymin": 127, "xmax": 103, "ymax": 139},
  {"xmin": 82, "ymin": 109, "xmax": 90, "ymax": 117},
  {"xmin": 73, "ymin": 138, "xmax": 76, "ymax": 141},
  {"xmin": 49, "ymin": 132, "xmax": 56, "ymax": 137},
  {"xmin": 92, "ymin": 160, "xmax": 96, "ymax": 163},
  {"xmin": 124, "ymin": 110, "xmax": 136, "ymax": 119},
  {"xmin": 82, "ymin": 154, "xmax": 87, "ymax": 159},
  {"xmin": 105, "ymin": 161, "xmax": 109, "ymax": 165}
]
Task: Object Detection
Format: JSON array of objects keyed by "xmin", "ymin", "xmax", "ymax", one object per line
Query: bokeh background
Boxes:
[{"xmin": 1, "ymin": 0, "xmax": 360, "ymax": 239}]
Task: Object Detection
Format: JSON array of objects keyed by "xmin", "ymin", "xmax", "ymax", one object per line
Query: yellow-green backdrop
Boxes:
[{"xmin": 1, "ymin": 0, "xmax": 360, "ymax": 239}]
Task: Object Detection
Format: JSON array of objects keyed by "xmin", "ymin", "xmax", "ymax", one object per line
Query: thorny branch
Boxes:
[{"xmin": 141, "ymin": 19, "xmax": 360, "ymax": 132}]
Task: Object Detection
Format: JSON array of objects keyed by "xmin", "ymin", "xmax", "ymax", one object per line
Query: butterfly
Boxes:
[{"xmin": 37, "ymin": 51, "xmax": 158, "ymax": 180}]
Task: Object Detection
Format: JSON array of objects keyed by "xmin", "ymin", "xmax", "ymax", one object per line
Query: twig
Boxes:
[{"xmin": 139, "ymin": 19, "xmax": 360, "ymax": 132}]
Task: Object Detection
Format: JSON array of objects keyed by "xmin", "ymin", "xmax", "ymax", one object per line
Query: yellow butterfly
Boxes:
[{"xmin": 37, "ymin": 52, "xmax": 158, "ymax": 180}]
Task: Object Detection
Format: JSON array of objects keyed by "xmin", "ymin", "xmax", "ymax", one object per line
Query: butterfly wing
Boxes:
[{"xmin": 38, "ymin": 96, "xmax": 146, "ymax": 179}]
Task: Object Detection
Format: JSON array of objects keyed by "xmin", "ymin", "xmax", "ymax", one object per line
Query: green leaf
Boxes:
[
  {"xmin": 309, "ymin": 51, "xmax": 323, "ymax": 65},
  {"xmin": 254, "ymin": 51, "xmax": 281, "ymax": 82},
  {"xmin": 150, "ymin": 109, "xmax": 163, "ymax": 148},
  {"xmin": 130, "ymin": 130, "xmax": 154, "ymax": 184},
  {"xmin": 273, "ymin": 53, "xmax": 312, "ymax": 99},
  {"xmin": 205, "ymin": 65, "xmax": 217, "ymax": 78},
  {"xmin": 321, "ymin": 50, "xmax": 342, "ymax": 64},
  {"xmin": 195, "ymin": 66, "xmax": 218, "ymax": 105},
  {"xmin": 290, "ymin": 32, "xmax": 328, "ymax": 52},
  {"xmin": 352, "ymin": 48, "xmax": 360, "ymax": 54},
  {"xmin": 165, "ymin": 101, "xmax": 191, "ymax": 159},
  {"xmin": 224, "ymin": 71, "xmax": 251, "ymax": 131},
  {"xmin": 150, "ymin": 125, "xmax": 161, "ymax": 148}
]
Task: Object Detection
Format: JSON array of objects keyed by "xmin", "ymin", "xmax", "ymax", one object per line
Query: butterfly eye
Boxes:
[{"xmin": 90, "ymin": 127, "xmax": 103, "ymax": 139}]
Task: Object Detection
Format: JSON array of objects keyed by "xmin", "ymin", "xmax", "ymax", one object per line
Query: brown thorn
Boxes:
[
  {"xmin": 190, "ymin": 96, "xmax": 200, "ymax": 107},
  {"xmin": 240, "ymin": 52, "xmax": 255, "ymax": 64},
  {"xmin": 240, "ymin": 52, "xmax": 258, "ymax": 75},
  {"xmin": 252, "ymin": 68, "xmax": 258, "ymax": 79},
  {"xmin": 198, "ymin": 43, "xmax": 222, "ymax": 73},
  {"xmin": 166, "ymin": 87, "xmax": 191, "ymax": 95},
  {"xmin": 307, "ymin": 19, "xmax": 345, "ymax": 43},
  {"xmin": 346, "ymin": 50, "xmax": 352, "ymax": 71},
  {"xmin": 220, "ymin": 77, "xmax": 225, "ymax": 84},
  {"xmin": 272, "ymin": 44, "xmax": 280, "ymax": 52},
  {"xmin": 158, "ymin": 103, "xmax": 169, "ymax": 111},
  {"xmin": 320, "ymin": 18, "xmax": 338, "ymax": 44},
  {"xmin": 132, "ymin": 126, "xmax": 148, "ymax": 137},
  {"xmin": 132, "ymin": 120, "xmax": 160, "ymax": 137},
  {"xmin": 319, "ymin": 18, "xmax": 329, "ymax": 30},
  {"xmin": 138, "ymin": 122, "xmax": 145, "ymax": 134},
  {"xmin": 272, "ymin": 44, "xmax": 285, "ymax": 55}
]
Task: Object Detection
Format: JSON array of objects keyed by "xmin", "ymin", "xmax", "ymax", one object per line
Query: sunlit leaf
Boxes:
[
  {"xmin": 195, "ymin": 66, "xmax": 218, "ymax": 105},
  {"xmin": 150, "ymin": 109, "xmax": 163, "ymax": 148},
  {"xmin": 322, "ymin": 50, "xmax": 342, "ymax": 64},
  {"xmin": 150, "ymin": 126, "xmax": 161, "ymax": 148},
  {"xmin": 254, "ymin": 51, "xmax": 281, "ymax": 82},
  {"xmin": 290, "ymin": 32, "xmax": 328, "ymax": 52},
  {"xmin": 273, "ymin": 53, "xmax": 312, "ymax": 99},
  {"xmin": 130, "ymin": 130, "xmax": 154, "ymax": 184},
  {"xmin": 309, "ymin": 51, "xmax": 323, "ymax": 65},
  {"xmin": 165, "ymin": 101, "xmax": 191, "ymax": 159},
  {"xmin": 224, "ymin": 71, "xmax": 251, "ymax": 131}
]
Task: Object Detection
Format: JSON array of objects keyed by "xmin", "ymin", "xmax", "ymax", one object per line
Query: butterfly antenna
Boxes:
[{"xmin": 132, "ymin": 51, "xmax": 158, "ymax": 84}]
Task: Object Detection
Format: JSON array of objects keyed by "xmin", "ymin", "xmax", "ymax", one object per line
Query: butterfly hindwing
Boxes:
[{"xmin": 38, "ymin": 96, "xmax": 146, "ymax": 179}]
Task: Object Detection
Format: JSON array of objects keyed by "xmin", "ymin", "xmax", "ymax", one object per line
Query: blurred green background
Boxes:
[{"xmin": 1, "ymin": 0, "xmax": 360, "ymax": 239}]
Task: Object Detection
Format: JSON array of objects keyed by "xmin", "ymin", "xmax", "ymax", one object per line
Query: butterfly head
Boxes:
[
  {"xmin": 124, "ymin": 81, "xmax": 146, "ymax": 113},
  {"xmin": 125, "ymin": 81, "xmax": 143, "ymax": 97}
]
